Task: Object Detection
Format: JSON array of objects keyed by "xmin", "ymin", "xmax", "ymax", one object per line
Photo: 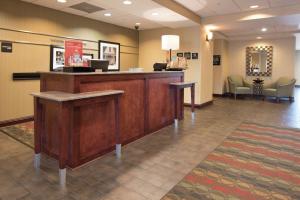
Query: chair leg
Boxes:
[
  {"xmin": 276, "ymin": 97, "xmax": 280, "ymax": 103},
  {"xmin": 234, "ymin": 93, "xmax": 237, "ymax": 100}
]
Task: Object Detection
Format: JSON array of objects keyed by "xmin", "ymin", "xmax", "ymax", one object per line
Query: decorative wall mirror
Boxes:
[{"xmin": 246, "ymin": 46, "xmax": 273, "ymax": 77}]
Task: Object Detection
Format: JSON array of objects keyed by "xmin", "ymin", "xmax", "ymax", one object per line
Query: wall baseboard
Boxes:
[
  {"xmin": 213, "ymin": 93, "xmax": 230, "ymax": 97},
  {"xmin": 213, "ymin": 94, "xmax": 224, "ymax": 97},
  {"xmin": 0, "ymin": 116, "xmax": 33, "ymax": 127},
  {"xmin": 184, "ymin": 100, "xmax": 213, "ymax": 109}
]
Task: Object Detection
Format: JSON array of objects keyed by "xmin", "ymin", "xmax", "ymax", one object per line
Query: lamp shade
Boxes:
[{"xmin": 161, "ymin": 35, "xmax": 180, "ymax": 50}]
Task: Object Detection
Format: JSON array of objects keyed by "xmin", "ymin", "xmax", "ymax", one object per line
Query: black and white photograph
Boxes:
[
  {"xmin": 177, "ymin": 52, "xmax": 183, "ymax": 57},
  {"xmin": 50, "ymin": 45, "xmax": 65, "ymax": 71},
  {"xmin": 192, "ymin": 52, "xmax": 198, "ymax": 60},
  {"xmin": 184, "ymin": 52, "xmax": 191, "ymax": 60},
  {"xmin": 99, "ymin": 41, "xmax": 120, "ymax": 71},
  {"xmin": 213, "ymin": 55, "xmax": 221, "ymax": 66}
]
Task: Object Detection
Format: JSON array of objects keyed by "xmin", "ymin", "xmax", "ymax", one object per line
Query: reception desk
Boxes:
[{"xmin": 38, "ymin": 71, "xmax": 184, "ymax": 168}]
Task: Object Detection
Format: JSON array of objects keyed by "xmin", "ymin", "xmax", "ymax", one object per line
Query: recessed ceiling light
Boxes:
[
  {"xmin": 57, "ymin": 0, "xmax": 67, "ymax": 3},
  {"xmin": 104, "ymin": 13, "xmax": 112, "ymax": 17},
  {"xmin": 257, "ymin": 36, "xmax": 262, "ymax": 39},
  {"xmin": 261, "ymin": 27, "xmax": 267, "ymax": 32},
  {"xmin": 123, "ymin": 0, "xmax": 132, "ymax": 5},
  {"xmin": 152, "ymin": 12, "xmax": 159, "ymax": 16},
  {"xmin": 135, "ymin": 23, "xmax": 141, "ymax": 25},
  {"xmin": 250, "ymin": 5, "xmax": 259, "ymax": 9}
]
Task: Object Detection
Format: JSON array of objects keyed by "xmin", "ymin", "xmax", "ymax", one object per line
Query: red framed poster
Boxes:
[{"xmin": 64, "ymin": 40, "xmax": 83, "ymax": 67}]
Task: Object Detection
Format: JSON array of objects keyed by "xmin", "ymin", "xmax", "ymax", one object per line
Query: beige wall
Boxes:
[
  {"xmin": 0, "ymin": 0, "xmax": 139, "ymax": 121},
  {"xmin": 228, "ymin": 38, "xmax": 296, "ymax": 85},
  {"xmin": 139, "ymin": 26, "xmax": 213, "ymax": 105},
  {"xmin": 296, "ymin": 50, "xmax": 300, "ymax": 85},
  {"xmin": 213, "ymin": 39, "xmax": 229, "ymax": 94}
]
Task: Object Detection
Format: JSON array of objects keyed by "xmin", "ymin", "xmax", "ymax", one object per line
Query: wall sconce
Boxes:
[
  {"xmin": 206, "ymin": 31, "xmax": 213, "ymax": 41},
  {"xmin": 161, "ymin": 35, "xmax": 180, "ymax": 62}
]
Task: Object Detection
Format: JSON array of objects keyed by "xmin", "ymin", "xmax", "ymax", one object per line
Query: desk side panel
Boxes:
[
  {"xmin": 148, "ymin": 77, "xmax": 182, "ymax": 132},
  {"xmin": 40, "ymin": 74, "xmax": 75, "ymax": 93},
  {"xmin": 79, "ymin": 79, "xmax": 145, "ymax": 144}
]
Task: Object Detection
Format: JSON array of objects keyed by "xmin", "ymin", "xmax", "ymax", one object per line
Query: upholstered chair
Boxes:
[
  {"xmin": 263, "ymin": 77, "xmax": 296, "ymax": 102},
  {"xmin": 228, "ymin": 75, "xmax": 252, "ymax": 99}
]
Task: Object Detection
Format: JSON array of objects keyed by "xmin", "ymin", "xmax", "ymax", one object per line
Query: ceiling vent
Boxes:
[{"xmin": 70, "ymin": 2, "xmax": 104, "ymax": 14}]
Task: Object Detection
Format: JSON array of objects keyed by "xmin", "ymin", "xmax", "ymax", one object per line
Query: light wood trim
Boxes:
[
  {"xmin": 0, "ymin": 27, "xmax": 139, "ymax": 49},
  {"xmin": 0, "ymin": 39, "xmax": 139, "ymax": 55}
]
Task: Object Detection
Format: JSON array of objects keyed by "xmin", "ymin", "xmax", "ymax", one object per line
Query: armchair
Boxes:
[
  {"xmin": 263, "ymin": 77, "xmax": 296, "ymax": 102},
  {"xmin": 228, "ymin": 75, "xmax": 252, "ymax": 99}
]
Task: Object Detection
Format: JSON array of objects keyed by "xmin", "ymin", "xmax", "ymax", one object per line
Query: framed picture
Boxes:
[
  {"xmin": 184, "ymin": 52, "xmax": 191, "ymax": 60},
  {"xmin": 50, "ymin": 45, "xmax": 65, "ymax": 71},
  {"xmin": 82, "ymin": 53, "xmax": 94, "ymax": 67},
  {"xmin": 50, "ymin": 45, "xmax": 95, "ymax": 70},
  {"xmin": 99, "ymin": 40, "xmax": 120, "ymax": 71},
  {"xmin": 192, "ymin": 53, "xmax": 198, "ymax": 60},
  {"xmin": 213, "ymin": 55, "xmax": 221, "ymax": 66},
  {"xmin": 177, "ymin": 52, "xmax": 183, "ymax": 57}
]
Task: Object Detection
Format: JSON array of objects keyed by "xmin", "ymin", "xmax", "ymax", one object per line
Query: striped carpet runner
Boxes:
[{"xmin": 162, "ymin": 122, "xmax": 300, "ymax": 200}]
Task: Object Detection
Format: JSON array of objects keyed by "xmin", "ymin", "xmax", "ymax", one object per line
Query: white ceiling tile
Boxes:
[
  {"xmin": 196, "ymin": 9, "xmax": 216, "ymax": 17},
  {"xmin": 22, "ymin": 0, "xmax": 196, "ymax": 29},
  {"xmin": 202, "ymin": 0, "xmax": 241, "ymax": 16},
  {"xmin": 173, "ymin": 0, "xmax": 208, "ymax": 12},
  {"xmin": 269, "ymin": 0, "xmax": 300, "ymax": 7},
  {"xmin": 234, "ymin": 0, "xmax": 270, "ymax": 11}
]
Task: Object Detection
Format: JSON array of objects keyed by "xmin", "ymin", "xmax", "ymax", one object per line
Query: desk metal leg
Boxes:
[
  {"xmin": 115, "ymin": 96, "xmax": 122, "ymax": 158},
  {"xmin": 174, "ymin": 88, "xmax": 180, "ymax": 127},
  {"xmin": 59, "ymin": 168, "xmax": 66, "ymax": 187},
  {"xmin": 191, "ymin": 84, "xmax": 195, "ymax": 120},
  {"xmin": 116, "ymin": 144, "xmax": 122, "ymax": 158},
  {"xmin": 34, "ymin": 98, "xmax": 42, "ymax": 169},
  {"xmin": 174, "ymin": 119, "xmax": 179, "ymax": 128},
  {"xmin": 34, "ymin": 153, "xmax": 41, "ymax": 169}
]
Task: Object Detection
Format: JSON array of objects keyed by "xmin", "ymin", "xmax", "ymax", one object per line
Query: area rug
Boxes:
[
  {"xmin": 0, "ymin": 121, "xmax": 34, "ymax": 148},
  {"xmin": 162, "ymin": 122, "xmax": 300, "ymax": 200}
]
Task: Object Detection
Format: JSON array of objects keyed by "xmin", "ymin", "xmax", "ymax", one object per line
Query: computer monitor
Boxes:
[
  {"xmin": 89, "ymin": 59, "xmax": 109, "ymax": 72},
  {"xmin": 153, "ymin": 63, "xmax": 167, "ymax": 71}
]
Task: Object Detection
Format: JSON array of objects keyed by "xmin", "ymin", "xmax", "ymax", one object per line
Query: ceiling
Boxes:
[
  {"xmin": 173, "ymin": 0, "xmax": 300, "ymax": 40},
  {"xmin": 20, "ymin": 0, "xmax": 300, "ymax": 40},
  {"xmin": 174, "ymin": 0, "xmax": 300, "ymax": 17},
  {"xmin": 20, "ymin": 0, "xmax": 198, "ymax": 30}
]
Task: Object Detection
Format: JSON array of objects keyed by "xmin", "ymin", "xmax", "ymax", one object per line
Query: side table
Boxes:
[{"xmin": 253, "ymin": 82, "xmax": 264, "ymax": 96}]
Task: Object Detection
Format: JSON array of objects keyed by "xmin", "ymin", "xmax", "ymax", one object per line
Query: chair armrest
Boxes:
[
  {"xmin": 228, "ymin": 79, "xmax": 237, "ymax": 93},
  {"xmin": 277, "ymin": 84, "xmax": 295, "ymax": 97}
]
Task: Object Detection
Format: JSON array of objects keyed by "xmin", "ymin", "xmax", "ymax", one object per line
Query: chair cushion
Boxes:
[
  {"xmin": 263, "ymin": 88, "xmax": 277, "ymax": 96},
  {"xmin": 229, "ymin": 75, "xmax": 243, "ymax": 87},
  {"xmin": 236, "ymin": 87, "xmax": 251, "ymax": 94}
]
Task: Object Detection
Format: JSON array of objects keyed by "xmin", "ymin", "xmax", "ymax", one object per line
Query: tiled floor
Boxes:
[{"xmin": 0, "ymin": 89, "xmax": 299, "ymax": 200}]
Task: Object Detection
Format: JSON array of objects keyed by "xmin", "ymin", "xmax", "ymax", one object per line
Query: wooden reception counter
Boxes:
[{"xmin": 38, "ymin": 71, "xmax": 184, "ymax": 168}]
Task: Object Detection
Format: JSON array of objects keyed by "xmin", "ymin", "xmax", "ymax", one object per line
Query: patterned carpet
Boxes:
[
  {"xmin": 162, "ymin": 122, "xmax": 300, "ymax": 200},
  {"xmin": 0, "ymin": 121, "xmax": 34, "ymax": 148}
]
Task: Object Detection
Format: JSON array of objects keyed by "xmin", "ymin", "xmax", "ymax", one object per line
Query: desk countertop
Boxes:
[
  {"xmin": 31, "ymin": 90, "xmax": 124, "ymax": 102},
  {"xmin": 39, "ymin": 71, "xmax": 183, "ymax": 76}
]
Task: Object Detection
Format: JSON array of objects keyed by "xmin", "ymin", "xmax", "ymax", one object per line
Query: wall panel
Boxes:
[{"xmin": 0, "ymin": 0, "xmax": 139, "ymax": 121}]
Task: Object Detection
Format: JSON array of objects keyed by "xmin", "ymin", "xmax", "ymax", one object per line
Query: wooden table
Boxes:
[
  {"xmin": 170, "ymin": 82, "xmax": 196, "ymax": 126},
  {"xmin": 31, "ymin": 90, "xmax": 124, "ymax": 186}
]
